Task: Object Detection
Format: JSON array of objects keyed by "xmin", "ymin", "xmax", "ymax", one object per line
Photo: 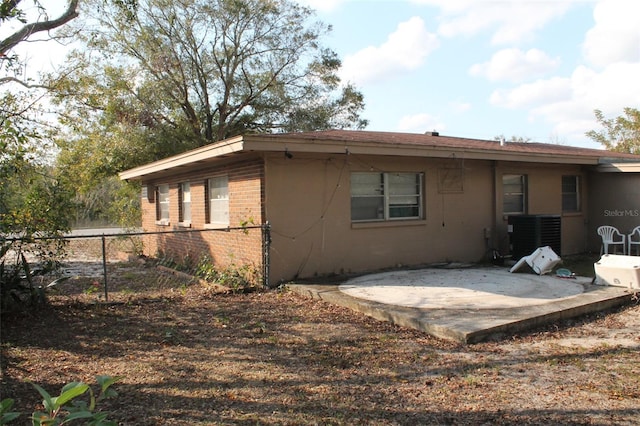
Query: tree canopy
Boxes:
[
  {"xmin": 53, "ymin": 0, "xmax": 367, "ymax": 147},
  {"xmin": 1, "ymin": 0, "xmax": 81, "ymax": 237},
  {"xmin": 1, "ymin": 1, "xmax": 82, "ymax": 307},
  {"xmin": 586, "ymin": 108, "xmax": 640, "ymax": 154}
]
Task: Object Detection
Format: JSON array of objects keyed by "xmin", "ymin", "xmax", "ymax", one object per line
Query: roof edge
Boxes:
[
  {"xmin": 596, "ymin": 161, "xmax": 640, "ymax": 173},
  {"xmin": 119, "ymin": 136, "xmax": 244, "ymax": 181}
]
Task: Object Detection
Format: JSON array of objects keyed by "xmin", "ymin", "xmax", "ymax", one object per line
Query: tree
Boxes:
[
  {"xmin": 493, "ymin": 134, "xmax": 532, "ymax": 143},
  {"xmin": 586, "ymin": 108, "xmax": 640, "ymax": 154},
  {"xmin": 1, "ymin": 1, "xmax": 81, "ymax": 309},
  {"xmin": 52, "ymin": 0, "xmax": 368, "ymax": 145},
  {"xmin": 1, "ymin": 0, "xmax": 82, "ymax": 238},
  {"xmin": 1, "ymin": 0, "xmax": 82, "ymax": 231}
]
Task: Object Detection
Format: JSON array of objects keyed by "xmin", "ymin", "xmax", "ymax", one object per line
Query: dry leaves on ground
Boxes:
[{"xmin": 2, "ymin": 260, "xmax": 640, "ymax": 425}]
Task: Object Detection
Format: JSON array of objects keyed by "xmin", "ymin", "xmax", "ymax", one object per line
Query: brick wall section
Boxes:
[{"xmin": 139, "ymin": 158, "xmax": 265, "ymax": 280}]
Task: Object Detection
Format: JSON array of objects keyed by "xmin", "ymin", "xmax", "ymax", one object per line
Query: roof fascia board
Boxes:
[
  {"xmin": 120, "ymin": 134, "xmax": 607, "ymax": 182},
  {"xmin": 242, "ymin": 138, "xmax": 600, "ymax": 165},
  {"xmin": 119, "ymin": 136, "xmax": 244, "ymax": 180},
  {"xmin": 596, "ymin": 162, "xmax": 640, "ymax": 172}
]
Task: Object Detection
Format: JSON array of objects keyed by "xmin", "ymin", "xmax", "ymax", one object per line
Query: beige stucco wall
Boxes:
[
  {"xmin": 264, "ymin": 153, "xmax": 495, "ymax": 283},
  {"xmin": 492, "ymin": 162, "xmax": 589, "ymax": 256},
  {"xmin": 265, "ymin": 154, "xmax": 592, "ymax": 283}
]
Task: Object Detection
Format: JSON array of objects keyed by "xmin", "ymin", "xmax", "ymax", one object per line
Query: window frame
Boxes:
[
  {"xmin": 350, "ymin": 172, "xmax": 424, "ymax": 223},
  {"xmin": 502, "ymin": 174, "xmax": 528, "ymax": 215},
  {"xmin": 206, "ymin": 175, "xmax": 229, "ymax": 227},
  {"xmin": 562, "ymin": 175, "xmax": 581, "ymax": 213},
  {"xmin": 155, "ymin": 184, "xmax": 170, "ymax": 225},
  {"xmin": 178, "ymin": 182, "xmax": 192, "ymax": 226}
]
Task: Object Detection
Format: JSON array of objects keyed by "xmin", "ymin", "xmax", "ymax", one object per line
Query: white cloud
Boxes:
[
  {"xmin": 491, "ymin": 62, "xmax": 640, "ymax": 144},
  {"xmin": 583, "ymin": 0, "xmax": 640, "ymax": 68},
  {"xmin": 339, "ymin": 16, "xmax": 439, "ymax": 85},
  {"xmin": 490, "ymin": 77, "xmax": 571, "ymax": 109},
  {"xmin": 470, "ymin": 48, "xmax": 560, "ymax": 82},
  {"xmin": 397, "ymin": 113, "xmax": 445, "ymax": 133},
  {"xmin": 411, "ymin": 0, "xmax": 573, "ymax": 45}
]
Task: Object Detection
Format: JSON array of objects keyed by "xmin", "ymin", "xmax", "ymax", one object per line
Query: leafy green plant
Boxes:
[
  {"xmin": 194, "ymin": 255, "xmax": 260, "ymax": 293},
  {"xmin": 0, "ymin": 399, "xmax": 20, "ymax": 425},
  {"xmin": 194, "ymin": 255, "xmax": 217, "ymax": 283},
  {"xmin": 0, "ymin": 375, "xmax": 122, "ymax": 425},
  {"xmin": 84, "ymin": 280, "xmax": 101, "ymax": 296},
  {"xmin": 0, "ymin": 247, "xmax": 70, "ymax": 311}
]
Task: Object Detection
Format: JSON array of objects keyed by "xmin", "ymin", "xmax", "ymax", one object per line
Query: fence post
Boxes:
[
  {"xmin": 101, "ymin": 235, "xmax": 109, "ymax": 301},
  {"xmin": 262, "ymin": 222, "xmax": 271, "ymax": 288}
]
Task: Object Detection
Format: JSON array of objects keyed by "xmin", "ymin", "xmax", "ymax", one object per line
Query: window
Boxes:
[
  {"xmin": 179, "ymin": 182, "xmax": 191, "ymax": 224},
  {"xmin": 207, "ymin": 176, "xmax": 229, "ymax": 226},
  {"xmin": 562, "ymin": 175, "xmax": 580, "ymax": 212},
  {"xmin": 503, "ymin": 174, "xmax": 527, "ymax": 214},
  {"xmin": 351, "ymin": 172, "xmax": 423, "ymax": 222},
  {"xmin": 156, "ymin": 184, "xmax": 170, "ymax": 224}
]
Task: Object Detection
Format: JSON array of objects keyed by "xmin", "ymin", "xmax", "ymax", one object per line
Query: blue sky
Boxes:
[{"xmin": 298, "ymin": 0, "xmax": 640, "ymax": 149}]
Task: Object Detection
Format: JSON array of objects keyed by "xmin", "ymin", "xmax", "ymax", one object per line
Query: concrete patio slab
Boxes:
[{"xmin": 287, "ymin": 266, "xmax": 638, "ymax": 344}]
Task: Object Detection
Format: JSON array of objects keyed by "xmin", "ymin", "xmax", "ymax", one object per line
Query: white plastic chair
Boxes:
[
  {"xmin": 597, "ymin": 225, "xmax": 626, "ymax": 255},
  {"xmin": 628, "ymin": 226, "xmax": 640, "ymax": 256}
]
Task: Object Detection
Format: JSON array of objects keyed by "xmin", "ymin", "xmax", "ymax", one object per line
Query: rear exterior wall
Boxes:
[
  {"xmin": 492, "ymin": 161, "xmax": 589, "ymax": 256},
  {"xmin": 264, "ymin": 153, "xmax": 591, "ymax": 284},
  {"xmin": 264, "ymin": 153, "xmax": 495, "ymax": 283}
]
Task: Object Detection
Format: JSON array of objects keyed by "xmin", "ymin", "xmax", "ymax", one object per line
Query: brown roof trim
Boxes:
[
  {"xmin": 119, "ymin": 136, "xmax": 244, "ymax": 181},
  {"xmin": 119, "ymin": 130, "xmax": 640, "ymax": 181},
  {"xmin": 596, "ymin": 162, "xmax": 640, "ymax": 172},
  {"xmin": 245, "ymin": 130, "xmax": 640, "ymax": 160}
]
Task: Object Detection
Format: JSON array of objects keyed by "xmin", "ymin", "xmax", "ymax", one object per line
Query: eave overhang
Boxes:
[
  {"xmin": 595, "ymin": 161, "xmax": 640, "ymax": 172},
  {"xmin": 119, "ymin": 136, "xmax": 244, "ymax": 181},
  {"xmin": 241, "ymin": 135, "xmax": 603, "ymax": 165},
  {"xmin": 119, "ymin": 132, "xmax": 635, "ymax": 183}
]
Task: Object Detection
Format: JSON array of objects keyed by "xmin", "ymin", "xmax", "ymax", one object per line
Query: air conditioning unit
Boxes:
[{"xmin": 508, "ymin": 215, "xmax": 561, "ymax": 259}]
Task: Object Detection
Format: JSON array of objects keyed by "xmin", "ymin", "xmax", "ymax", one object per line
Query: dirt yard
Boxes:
[{"xmin": 2, "ymin": 255, "xmax": 640, "ymax": 425}]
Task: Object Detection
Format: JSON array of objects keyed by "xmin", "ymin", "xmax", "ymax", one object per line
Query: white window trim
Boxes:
[
  {"xmin": 351, "ymin": 172, "xmax": 424, "ymax": 223},
  {"xmin": 206, "ymin": 176, "xmax": 229, "ymax": 228},
  {"xmin": 562, "ymin": 175, "xmax": 581, "ymax": 213},
  {"xmin": 155, "ymin": 184, "xmax": 170, "ymax": 226},
  {"xmin": 179, "ymin": 182, "xmax": 192, "ymax": 227},
  {"xmin": 503, "ymin": 174, "xmax": 527, "ymax": 215}
]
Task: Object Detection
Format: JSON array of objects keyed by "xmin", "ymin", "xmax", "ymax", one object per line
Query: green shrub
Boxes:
[
  {"xmin": 0, "ymin": 376, "xmax": 121, "ymax": 425},
  {"xmin": 195, "ymin": 255, "xmax": 260, "ymax": 293}
]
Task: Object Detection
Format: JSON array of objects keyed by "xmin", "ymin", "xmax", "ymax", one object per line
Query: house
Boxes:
[{"xmin": 119, "ymin": 130, "xmax": 640, "ymax": 286}]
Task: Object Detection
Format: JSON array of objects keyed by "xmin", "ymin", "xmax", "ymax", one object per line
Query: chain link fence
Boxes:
[{"xmin": 2, "ymin": 224, "xmax": 271, "ymax": 303}]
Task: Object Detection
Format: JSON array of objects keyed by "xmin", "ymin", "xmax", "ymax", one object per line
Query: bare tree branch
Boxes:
[
  {"xmin": 0, "ymin": 0, "xmax": 79, "ymax": 56},
  {"xmin": 0, "ymin": 75, "xmax": 51, "ymax": 89}
]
